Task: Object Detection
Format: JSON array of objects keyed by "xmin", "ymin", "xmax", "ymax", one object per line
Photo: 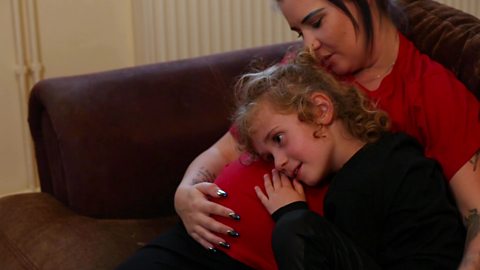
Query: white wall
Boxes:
[
  {"xmin": 0, "ymin": 0, "xmax": 134, "ymax": 197},
  {"xmin": 132, "ymin": 0, "xmax": 297, "ymax": 64},
  {"xmin": 437, "ymin": 0, "xmax": 480, "ymax": 16},
  {"xmin": 0, "ymin": 1, "xmax": 32, "ymax": 196},
  {"xmin": 37, "ymin": 0, "xmax": 135, "ymax": 78},
  {"xmin": 131, "ymin": 0, "xmax": 480, "ymax": 64}
]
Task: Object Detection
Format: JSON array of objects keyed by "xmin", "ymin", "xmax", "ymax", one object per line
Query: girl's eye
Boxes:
[
  {"xmin": 296, "ymin": 31, "xmax": 303, "ymax": 39},
  {"xmin": 273, "ymin": 134, "xmax": 284, "ymax": 144}
]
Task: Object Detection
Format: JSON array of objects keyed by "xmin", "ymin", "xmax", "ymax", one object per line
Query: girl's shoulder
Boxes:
[{"xmin": 339, "ymin": 132, "xmax": 425, "ymax": 179}]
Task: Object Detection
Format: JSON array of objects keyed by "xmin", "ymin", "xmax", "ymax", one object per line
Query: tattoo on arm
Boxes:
[
  {"xmin": 191, "ymin": 167, "xmax": 217, "ymax": 184},
  {"xmin": 465, "ymin": 209, "xmax": 480, "ymax": 246},
  {"xmin": 469, "ymin": 150, "xmax": 480, "ymax": 171}
]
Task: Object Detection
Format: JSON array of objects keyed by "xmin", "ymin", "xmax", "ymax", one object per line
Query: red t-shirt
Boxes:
[
  {"xmin": 355, "ymin": 33, "xmax": 480, "ymax": 180},
  {"xmin": 214, "ymin": 33, "xmax": 480, "ymax": 270}
]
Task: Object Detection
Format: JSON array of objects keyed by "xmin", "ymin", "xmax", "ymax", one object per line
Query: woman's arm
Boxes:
[
  {"xmin": 407, "ymin": 64, "xmax": 480, "ymax": 268},
  {"xmin": 450, "ymin": 153, "xmax": 480, "ymax": 270},
  {"xmin": 174, "ymin": 131, "xmax": 242, "ymax": 249}
]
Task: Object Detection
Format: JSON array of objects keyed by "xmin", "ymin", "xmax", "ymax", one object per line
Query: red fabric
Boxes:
[
  {"xmin": 212, "ymin": 154, "xmax": 328, "ymax": 270},
  {"xmin": 354, "ymin": 33, "xmax": 480, "ymax": 180}
]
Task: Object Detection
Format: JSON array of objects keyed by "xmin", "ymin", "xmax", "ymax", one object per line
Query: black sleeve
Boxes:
[{"xmin": 271, "ymin": 201, "xmax": 308, "ymax": 222}]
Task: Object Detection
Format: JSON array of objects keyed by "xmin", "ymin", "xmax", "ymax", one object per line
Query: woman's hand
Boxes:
[
  {"xmin": 255, "ymin": 169, "xmax": 305, "ymax": 214},
  {"xmin": 174, "ymin": 131, "xmax": 242, "ymax": 249},
  {"xmin": 174, "ymin": 182, "xmax": 239, "ymax": 250}
]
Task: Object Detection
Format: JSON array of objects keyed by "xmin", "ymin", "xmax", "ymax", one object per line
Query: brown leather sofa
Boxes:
[{"xmin": 0, "ymin": 0, "xmax": 479, "ymax": 269}]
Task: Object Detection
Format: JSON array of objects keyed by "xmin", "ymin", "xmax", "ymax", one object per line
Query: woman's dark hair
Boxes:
[
  {"xmin": 277, "ymin": 0, "xmax": 407, "ymax": 52},
  {"xmin": 327, "ymin": 0, "xmax": 406, "ymax": 50}
]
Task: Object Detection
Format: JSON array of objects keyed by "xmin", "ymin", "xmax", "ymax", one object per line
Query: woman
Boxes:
[
  {"xmin": 174, "ymin": 0, "xmax": 480, "ymax": 269},
  {"xmin": 117, "ymin": 50, "xmax": 465, "ymax": 270}
]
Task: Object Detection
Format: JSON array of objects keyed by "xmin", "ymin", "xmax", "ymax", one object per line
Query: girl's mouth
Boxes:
[{"xmin": 293, "ymin": 163, "xmax": 302, "ymax": 179}]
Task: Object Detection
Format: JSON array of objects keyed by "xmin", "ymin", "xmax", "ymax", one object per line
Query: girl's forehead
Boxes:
[{"xmin": 251, "ymin": 100, "xmax": 276, "ymax": 120}]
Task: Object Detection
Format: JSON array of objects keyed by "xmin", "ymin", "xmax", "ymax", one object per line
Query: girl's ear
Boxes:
[{"xmin": 310, "ymin": 92, "xmax": 334, "ymax": 125}]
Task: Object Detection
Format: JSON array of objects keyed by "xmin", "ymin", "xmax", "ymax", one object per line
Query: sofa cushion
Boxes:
[
  {"xmin": 0, "ymin": 193, "xmax": 178, "ymax": 270},
  {"xmin": 401, "ymin": 0, "xmax": 480, "ymax": 98}
]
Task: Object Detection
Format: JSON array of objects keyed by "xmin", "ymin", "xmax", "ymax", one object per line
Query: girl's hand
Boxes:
[
  {"xmin": 254, "ymin": 169, "xmax": 305, "ymax": 214},
  {"xmin": 174, "ymin": 182, "xmax": 237, "ymax": 250}
]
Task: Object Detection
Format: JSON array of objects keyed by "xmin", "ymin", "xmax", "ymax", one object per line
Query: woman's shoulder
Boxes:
[
  {"xmin": 397, "ymin": 34, "xmax": 458, "ymax": 87},
  {"xmin": 393, "ymin": 34, "xmax": 472, "ymax": 108}
]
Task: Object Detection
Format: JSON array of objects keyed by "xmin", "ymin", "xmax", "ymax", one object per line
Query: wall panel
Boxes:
[
  {"xmin": 133, "ymin": 0, "xmax": 480, "ymax": 64},
  {"xmin": 132, "ymin": 0, "xmax": 296, "ymax": 64},
  {"xmin": 438, "ymin": 0, "xmax": 480, "ymax": 16}
]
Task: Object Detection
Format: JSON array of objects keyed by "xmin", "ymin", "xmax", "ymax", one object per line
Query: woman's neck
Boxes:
[{"xmin": 353, "ymin": 16, "xmax": 399, "ymax": 91}]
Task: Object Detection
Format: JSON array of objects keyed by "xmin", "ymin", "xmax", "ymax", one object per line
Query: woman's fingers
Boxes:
[
  {"xmin": 194, "ymin": 182, "xmax": 228, "ymax": 198},
  {"xmin": 175, "ymin": 183, "xmax": 239, "ymax": 249},
  {"xmin": 189, "ymin": 212, "xmax": 234, "ymax": 248}
]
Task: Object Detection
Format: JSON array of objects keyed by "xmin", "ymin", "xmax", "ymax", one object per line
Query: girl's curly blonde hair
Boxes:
[{"xmin": 232, "ymin": 49, "xmax": 390, "ymax": 155}]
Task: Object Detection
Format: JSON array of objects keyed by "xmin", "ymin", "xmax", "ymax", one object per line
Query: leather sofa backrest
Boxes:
[{"xmin": 28, "ymin": 42, "xmax": 294, "ymax": 218}]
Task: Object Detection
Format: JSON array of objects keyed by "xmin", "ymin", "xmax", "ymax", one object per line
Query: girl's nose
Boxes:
[{"xmin": 273, "ymin": 152, "xmax": 288, "ymax": 170}]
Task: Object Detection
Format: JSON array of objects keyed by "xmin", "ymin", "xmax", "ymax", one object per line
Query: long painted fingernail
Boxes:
[
  {"xmin": 228, "ymin": 212, "xmax": 241, "ymax": 220},
  {"xmin": 217, "ymin": 189, "xmax": 228, "ymax": 197},
  {"xmin": 218, "ymin": 241, "xmax": 231, "ymax": 249},
  {"xmin": 227, "ymin": 230, "xmax": 240, "ymax": 238},
  {"xmin": 208, "ymin": 247, "xmax": 218, "ymax": 253}
]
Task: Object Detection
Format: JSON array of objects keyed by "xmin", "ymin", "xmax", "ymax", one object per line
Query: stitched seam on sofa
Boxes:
[
  {"xmin": 0, "ymin": 230, "xmax": 39, "ymax": 270},
  {"xmin": 415, "ymin": 2, "xmax": 480, "ymax": 39},
  {"xmin": 42, "ymin": 111, "xmax": 70, "ymax": 206}
]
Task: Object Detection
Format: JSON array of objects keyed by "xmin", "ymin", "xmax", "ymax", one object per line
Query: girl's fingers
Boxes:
[
  {"xmin": 280, "ymin": 173, "xmax": 292, "ymax": 187},
  {"xmin": 254, "ymin": 186, "xmax": 269, "ymax": 206},
  {"xmin": 292, "ymin": 179, "xmax": 304, "ymax": 195},
  {"xmin": 271, "ymin": 169, "xmax": 282, "ymax": 189},
  {"xmin": 263, "ymin": 174, "xmax": 273, "ymax": 193}
]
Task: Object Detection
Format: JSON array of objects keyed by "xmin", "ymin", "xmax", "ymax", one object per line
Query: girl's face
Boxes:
[
  {"xmin": 250, "ymin": 102, "xmax": 334, "ymax": 186},
  {"xmin": 278, "ymin": 0, "xmax": 368, "ymax": 75}
]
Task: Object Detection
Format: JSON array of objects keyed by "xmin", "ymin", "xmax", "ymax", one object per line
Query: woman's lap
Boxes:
[{"xmin": 116, "ymin": 223, "xmax": 253, "ymax": 270}]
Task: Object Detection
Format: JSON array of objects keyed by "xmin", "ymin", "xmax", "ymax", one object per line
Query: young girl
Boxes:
[{"xmin": 231, "ymin": 50, "xmax": 465, "ymax": 269}]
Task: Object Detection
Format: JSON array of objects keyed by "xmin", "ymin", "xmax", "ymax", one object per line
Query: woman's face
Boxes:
[{"xmin": 278, "ymin": 0, "xmax": 368, "ymax": 75}]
